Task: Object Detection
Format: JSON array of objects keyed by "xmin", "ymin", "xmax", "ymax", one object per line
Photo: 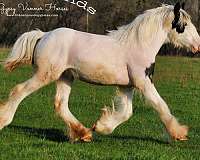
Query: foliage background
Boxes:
[{"xmin": 0, "ymin": 0, "xmax": 199, "ymax": 55}]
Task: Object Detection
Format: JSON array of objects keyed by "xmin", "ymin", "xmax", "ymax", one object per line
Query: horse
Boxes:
[{"xmin": 1, "ymin": 2, "xmax": 200, "ymax": 142}]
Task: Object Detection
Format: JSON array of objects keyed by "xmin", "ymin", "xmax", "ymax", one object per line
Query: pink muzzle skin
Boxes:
[{"xmin": 191, "ymin": 45, "xmax": 200, "ymax": 53}]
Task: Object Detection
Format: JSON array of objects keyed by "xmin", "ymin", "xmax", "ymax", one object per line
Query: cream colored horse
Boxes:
[{"xmin": 1, "ymin": 3, "xmax": 200, "ymax": 142}]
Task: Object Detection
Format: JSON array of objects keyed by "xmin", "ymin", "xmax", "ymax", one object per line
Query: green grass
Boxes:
[{"xmin": 1, "ymin": 51, "xmax": 200, "ymax": 160}]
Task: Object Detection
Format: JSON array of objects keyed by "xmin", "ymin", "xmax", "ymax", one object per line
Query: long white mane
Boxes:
[{"xmin": 108, "ymin": 5, "xmax": 190, "ymax": 47}]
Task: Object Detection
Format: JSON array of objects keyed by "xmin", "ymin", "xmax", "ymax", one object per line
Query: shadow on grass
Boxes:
[
  {"xmin": 8, "ymin": 125, "xmax": 68, "ymax": 142},
  {"xmin": 109, "ymin": 135, "xmax": 169, "ymax": 144},
  {"xmin": 8, "ymin": 125, "xmax": 169, "ymax": 144}
]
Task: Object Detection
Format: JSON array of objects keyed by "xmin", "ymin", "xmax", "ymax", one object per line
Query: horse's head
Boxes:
[{"xmin": 166, "ymin": 2, "xmax": 200, "ymax": 53}]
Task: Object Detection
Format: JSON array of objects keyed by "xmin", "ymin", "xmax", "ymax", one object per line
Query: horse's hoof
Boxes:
[
  {"xmin": 174, "ymin": 126, "xmax": 188, "ymax": 141},
  {"xmin": 166, "ymin": 117, "xmax": 189, "ymax": 141},
  {"xmin": 175, "ymin": 136, "xmax": 189, "ymax": 141},
  {"xmin": 81, "ymin": 132, "xmax": 93, "ymax": 142},
  {"xmin": 68, "ymin": 123, "xmax": 93, "ymax": 143},
  {"xmin": 69, "ymin": 132, "xmax": 92, "ymax": 143}
]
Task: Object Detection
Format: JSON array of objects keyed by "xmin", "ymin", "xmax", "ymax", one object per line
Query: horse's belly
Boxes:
[{"xmin": 73, "ymin": 64, "xmax": 130, "ymax": 85}]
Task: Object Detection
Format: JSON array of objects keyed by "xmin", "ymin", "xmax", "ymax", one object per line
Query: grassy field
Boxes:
[{"xmin": 1, "ymin": 51, "xmax": 200, "ymax": 160}]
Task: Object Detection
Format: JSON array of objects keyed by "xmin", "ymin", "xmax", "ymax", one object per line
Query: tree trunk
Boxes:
[{"xmin": 186, "ymin": 0, "xmax": 199, "ymax": 25}]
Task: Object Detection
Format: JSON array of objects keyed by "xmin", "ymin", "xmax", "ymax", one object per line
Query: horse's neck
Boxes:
[
  {"xmin": 146, "ymin": 31, "xmax": 167, "ymax": 56},
  {"xmin": 130, "ymin": 29, "xmax": 167, "ymax": 62}
]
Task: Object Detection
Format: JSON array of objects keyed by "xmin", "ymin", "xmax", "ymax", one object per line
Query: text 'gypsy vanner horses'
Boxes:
[{"xmin": 1, "ymin": 3, "xmax": 200, "ymax": 142}]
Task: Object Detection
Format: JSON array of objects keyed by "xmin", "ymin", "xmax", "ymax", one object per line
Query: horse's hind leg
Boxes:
[
  {"xmin": 54, "ymin": 76, "xmax": 92, "ymax": 142},
  {"xmin": 0, "ymin": 71, "xmax": 56, "ymax": 130},
  {"xmin": 93, "ymin": 87, "xmax": 133, "ymax": 135}
]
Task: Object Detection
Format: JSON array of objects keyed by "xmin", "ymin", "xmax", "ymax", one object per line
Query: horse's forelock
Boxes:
[{"xmin": 180, "ymin": 10, "xmax": 191, "ymax": 23}]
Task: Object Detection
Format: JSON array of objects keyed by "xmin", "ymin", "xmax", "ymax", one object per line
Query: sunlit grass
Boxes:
[{"xmin": 0, "ymin": 51, "xmax": 200, "ymax": 160}]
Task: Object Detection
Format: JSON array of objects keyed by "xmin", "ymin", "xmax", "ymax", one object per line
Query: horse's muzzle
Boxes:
[{"xmin": 191, "ymin": 45, "xmax": 200, "ymax": 53}]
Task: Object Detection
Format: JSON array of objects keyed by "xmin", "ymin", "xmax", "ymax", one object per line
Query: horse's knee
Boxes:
[{"xmin": 9, "ymin": 84, "xmax": 25, "ymax": 97}]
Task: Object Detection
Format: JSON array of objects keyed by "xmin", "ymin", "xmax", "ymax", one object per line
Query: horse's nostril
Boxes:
[
  {"xmin": 192, "ymin": 46, "xmax": 198, "ymax": 53},
  {"xmin": 198, "ymin": 46, "xmax": 200, "ymax": 51}
]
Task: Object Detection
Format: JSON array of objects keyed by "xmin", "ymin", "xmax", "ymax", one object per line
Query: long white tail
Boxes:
[{"xmin": 4, "ymin": 30, "xmax": 45, "ymax": 71}]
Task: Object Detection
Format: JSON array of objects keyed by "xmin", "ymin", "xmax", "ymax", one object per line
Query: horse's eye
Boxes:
[{"xmin": 184, "ymin": 23, "xmax": 187, "ymax": 27}]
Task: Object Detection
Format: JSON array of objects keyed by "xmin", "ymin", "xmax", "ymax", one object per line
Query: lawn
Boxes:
[{"xmin": 0, "ymin": 51, "xmax": 200, "ymax": 160}]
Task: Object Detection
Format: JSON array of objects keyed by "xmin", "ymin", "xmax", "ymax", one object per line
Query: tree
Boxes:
[{"xmin": 185, "ymin": 0, "xmax": 199, "ymax": 26}]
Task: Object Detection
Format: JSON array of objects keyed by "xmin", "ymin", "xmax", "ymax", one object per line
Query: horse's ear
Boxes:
[
  {"xmin": 174, "ymin": 2, "xmax": 181, "ymax": 15},
  {"xmin": 182, "ymin": 2, "xmax": 185, "ymax": 10},
  {"xmin": 172, "ymin": 2, "xmax": 181, "ymax": 28}
]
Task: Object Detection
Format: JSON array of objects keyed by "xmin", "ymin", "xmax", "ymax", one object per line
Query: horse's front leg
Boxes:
[
  {"xmin": 139, "ymin": 77, "xmax": 188, "ymax": 140},
  {"xmin": 93, "ymin": 87, "xmax": 133, "ymax": 135}
]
